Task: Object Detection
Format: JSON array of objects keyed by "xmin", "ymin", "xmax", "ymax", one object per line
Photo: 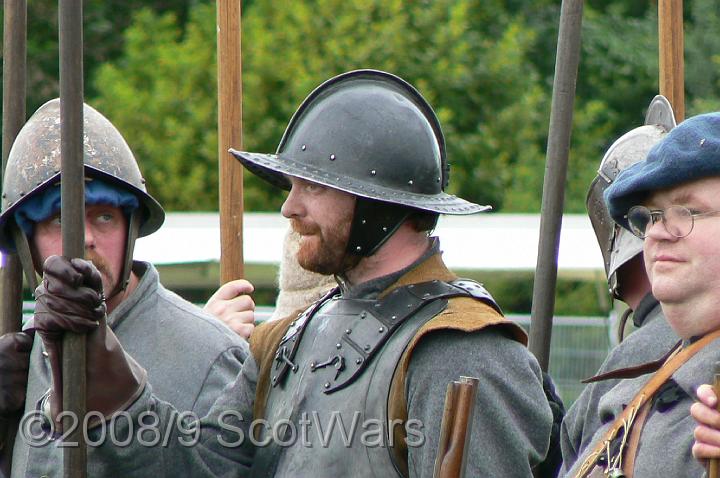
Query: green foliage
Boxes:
[{"xmin": 92, "ymin": 6, "xmax": 219, "ymax": 210}]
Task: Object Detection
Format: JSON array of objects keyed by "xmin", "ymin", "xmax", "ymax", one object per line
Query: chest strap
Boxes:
[
  {"xmin": 575, "ymin": 328, "xmax": 720, "ymax": 477},
  {"xmin": 270, "ymin": 279, "xmax": 500, "ymax": 394}
]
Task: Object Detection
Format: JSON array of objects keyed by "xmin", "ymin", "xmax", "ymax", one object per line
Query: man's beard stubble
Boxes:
[{"xmin": 291, "ymin": 216, "xmax": 360, "ymax": 275}]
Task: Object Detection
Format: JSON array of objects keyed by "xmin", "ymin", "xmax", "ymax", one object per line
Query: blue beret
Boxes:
[{"xmin": 605, "ymin": 111, "xmax": 720, "ymax": 230}]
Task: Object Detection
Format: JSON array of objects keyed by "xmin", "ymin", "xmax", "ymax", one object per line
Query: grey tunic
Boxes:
[
  {"xmin": 559, "ymin": 294, "xmax": 678, "ymax": 475},
  {"xmin": 563, "ymin": 330, "xmax": 718, "ymax": 477},
  {"xmin": 84, "ymin": 241, "xmax": 553, "ymax": 477},
  {"xmin": 11, "ymin": 261, "xmax": 248, "ymax": 477}
]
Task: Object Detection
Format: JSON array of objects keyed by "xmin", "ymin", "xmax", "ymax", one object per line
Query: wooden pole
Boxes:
[
  {"xmin": 528, "ymin": 0, "xmax": 584, "ymax": 372},
  {"xmin": 217, "ymin": 0, "xmax": 245, "ymax": 283},
  {"xmin": 0, "ymin": 1, "xmax": 27, "ymax": 473},
  {"xmin": 58, "ymin": 0, "xmax": 87, "ymax": 475},
  {"xmin": 658, "ymin": 0, "xmax": 684, "ymax": 123},
  {"xmin": 1, "ymin": 0, "xmax": 27, "ymax": 339}
]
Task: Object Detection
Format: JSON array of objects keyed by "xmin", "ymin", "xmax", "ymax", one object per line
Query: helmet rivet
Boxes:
[
  {"xmin": 700, "ymin": 138, "xmax": 706, "ymax": 147},
  {"xmin": 382, "ymin": 226, "xmax": 388, "ymax": 232},
  {"xmin": 370, "ymin": 170, "xmax": 376, "ymax": 176},
  {"xmin": 141, "ymin": 178, "xmax": 146, "ymax": 184},
  {"xmin": 356, "ymin": 246, "xmax": 362, "ymax": 252},
  {"xmin": 408, "ymin": 180, "xmax": 413, "ymax": 185},
  {"xmin": 301, "ymin": 144, "xmax": 307, "ymax": 151},
  {"xmin": 437, "ymin": 177, "xmax": 441, "ymax": 183},
  {"xmin": 329, "ymin": 154, "xmax": 336, "ymax": 161},
  {"xmin": 361, "ymin": 219, "xmax": 367, "ymax": 225}
]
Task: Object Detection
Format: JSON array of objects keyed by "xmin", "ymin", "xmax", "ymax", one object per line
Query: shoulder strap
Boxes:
[{"xmin": 575, "ymin": 328, "xmax": 720, "ymax": 477}]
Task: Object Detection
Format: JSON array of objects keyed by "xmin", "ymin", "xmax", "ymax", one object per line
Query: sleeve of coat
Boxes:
[
  {"xmin": 405, "ymin": 328, "xmax": 552, "ymax": 478},
  {"xmin": 85, "ymin": 354, "xmax": 259, "ymax": 478}
]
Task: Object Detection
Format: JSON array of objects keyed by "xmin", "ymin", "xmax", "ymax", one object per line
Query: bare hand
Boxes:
[
  {"xmin": 204, "ymin": 279, "xmax": 255, "ymax": 339},
  {"xmin": 692, "ymin": 384, "xmax": 720, "ymax": 461}
]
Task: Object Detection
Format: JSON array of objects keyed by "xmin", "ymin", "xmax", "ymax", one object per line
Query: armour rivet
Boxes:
[
  {"xmin": 329, "ymin": 154, "xmax": 336, "ymax": 161},
  {"xmin": 370, "ymin": 170, "xmax": 376, "ymax": 176},
  {"xmin": 301, "ymin": 144, "xmax": 307, "ymax": 151}
]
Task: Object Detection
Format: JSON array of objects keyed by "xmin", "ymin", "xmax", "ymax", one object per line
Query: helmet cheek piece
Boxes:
[{"xmin": 345, "ymin": 197, "xmax": 412, "ymax": 257}]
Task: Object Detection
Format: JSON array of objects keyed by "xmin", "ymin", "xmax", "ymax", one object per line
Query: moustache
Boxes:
[
  {"xmin": 85, "ymin": 250, "xmax": 112, "ymax": 280},
  {"xmin": 290, "ymin": 219, "xmax": 320, "ymax": 236}
]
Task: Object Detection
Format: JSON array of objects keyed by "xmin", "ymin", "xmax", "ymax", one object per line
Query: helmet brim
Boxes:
[{"xmin": 231, "ymin": 148, "xmax": 490, "ymax": 215}]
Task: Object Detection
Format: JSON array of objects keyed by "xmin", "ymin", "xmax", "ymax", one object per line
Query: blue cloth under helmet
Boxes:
[{"xmin": 13, "ymin": 179, "xmax": 139, "ymax": 236}]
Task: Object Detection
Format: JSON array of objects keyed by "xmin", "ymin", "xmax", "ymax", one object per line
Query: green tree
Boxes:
[{"xmin": 92, "ymin": 6, "xmax": 218, "ymax": 210}]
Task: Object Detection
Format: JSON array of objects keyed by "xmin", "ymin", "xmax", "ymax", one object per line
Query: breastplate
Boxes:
[{"xmin": 251, "ymin": 280, "xmax": 500, "ymax": 477}]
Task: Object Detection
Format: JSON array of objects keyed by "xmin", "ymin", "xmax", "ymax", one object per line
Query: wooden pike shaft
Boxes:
[
  {"xmin": 217, "ymin": 0, "xmax": 245, "ymax": 283},
  {"xmin": 528, "ymin": 0, "xmax": 584, "ymax": 371},
  {"xmin": 658, "ymin": 0, "xmax": 685, "ymax": 122},
  {"xmin": 59, "ymin": 0, "xmax": 87, "ymax": 475},
  {"xmin": 1, "ymin": 1, "xmax": 27, "ymax": 474}
]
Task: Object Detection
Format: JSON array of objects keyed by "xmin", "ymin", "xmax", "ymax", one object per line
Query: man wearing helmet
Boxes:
[
  {"xmin": 27, "ymin": 71, "xmax": 553, "ymax": 476},
  {"xmin": 0, "ymin": 99, "xmax": 248, "ymax": 477},
  {"xmin": 559, "ymin": 96, "xmax": 680, "ymax": 474}
]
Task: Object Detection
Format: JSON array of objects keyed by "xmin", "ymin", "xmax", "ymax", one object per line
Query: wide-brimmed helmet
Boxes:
[{"xmin": 231, "ymin": 69, "xmax": 489, "ymax": 256}]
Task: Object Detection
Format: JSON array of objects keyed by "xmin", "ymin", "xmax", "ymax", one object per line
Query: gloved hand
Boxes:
[
  {"xmin": 33, "ymin": 255, "xmax": 147, "ymax": 430},
  {"xmin": 0, "ymin": 331, "xmax": 33, "ymax": 417}
]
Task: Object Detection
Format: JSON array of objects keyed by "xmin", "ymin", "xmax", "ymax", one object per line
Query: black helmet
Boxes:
[
  {"xmin": 0, "ymin": 99, "xmax": 164, "ymax": 293},
  {"xmin": 231, "ymin": 69, "xmax": 489, "ymax": 255},
  {"xmin": 586, "ymin": 95, "xmax": 675, "ymax": 298}
]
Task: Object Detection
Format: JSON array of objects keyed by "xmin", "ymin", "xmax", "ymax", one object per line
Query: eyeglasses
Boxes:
[{"xmin": 626, "ymin": 205, "xmax": 720, "ymax": 239}]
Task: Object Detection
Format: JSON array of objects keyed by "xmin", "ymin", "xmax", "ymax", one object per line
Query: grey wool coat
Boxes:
[
  {"xmin": 559, "ymin": 294, "xmax": 678, "ymax": 475},
  {"xmin": 563, "ymin": 324, "xmax": 719, "ymax": 477},
  {"xmin": 10, "ymin": 261, "xmax": 248, "ymax": 478}
]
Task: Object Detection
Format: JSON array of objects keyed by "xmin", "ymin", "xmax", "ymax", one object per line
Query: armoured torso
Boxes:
[{"xmin": 252, "ymin": 280, "xmax": 499, "ymax": 478}]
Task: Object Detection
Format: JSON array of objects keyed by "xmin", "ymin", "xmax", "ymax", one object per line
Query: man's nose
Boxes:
[
  {"xmin": 84, "ymin": 222, "xmax": 96, "ymax": 247},
  {"xmin": 281, "ymin": 188, "xmax": 302, "ymax": 219}
]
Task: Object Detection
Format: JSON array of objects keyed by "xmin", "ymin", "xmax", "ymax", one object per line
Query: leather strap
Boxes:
[
  {"xmin": 581, "ymin": 340, "xmax": 681, "ymax": 383},
  {"xmin": 575, "ymin": 328, "xmax": 720, "ymax": 477},
  {"xmin": 622, "ymin": 399, "xmax": 652, "ymax": 477}
]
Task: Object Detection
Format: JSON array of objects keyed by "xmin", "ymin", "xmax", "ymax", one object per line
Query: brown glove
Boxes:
[
  {"xmin": 32, "ymin": 255, "xmax": 147, "ymax": 430},
  {"xmin": 0, "ymin": 332, "xmax": 33, "ymax": 417}
]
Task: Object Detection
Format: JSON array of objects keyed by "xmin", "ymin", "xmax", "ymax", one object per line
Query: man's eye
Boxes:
[
  {"xmin": 97, "ymin": 213, "xmax": 114, "ymax": 223},
  {"xmin": 305, "ymin": 183, "xmax": 323, "ymax": 193}
]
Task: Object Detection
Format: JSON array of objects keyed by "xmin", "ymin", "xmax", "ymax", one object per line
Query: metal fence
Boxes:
[{"xmin": 23, "ymin": 304, "xmax": 612, "ymax": 407}]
